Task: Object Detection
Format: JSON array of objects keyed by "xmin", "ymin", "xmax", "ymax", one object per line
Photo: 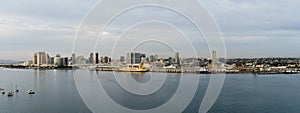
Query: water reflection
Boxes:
[
  {"xmin": 97, "ymin": 72, "xmax": 180, "ymax": 110},
  {"xmin": 114, "ymin": 72, "xmax": 151, "ymax": 83}
]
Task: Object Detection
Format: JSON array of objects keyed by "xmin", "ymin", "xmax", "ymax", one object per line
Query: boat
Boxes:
[
  {"xmin": 7, "ymin": 92, "xmax": 13, "ymax": 97},
  {"xmin": 116, "ymin": 65, "xmax": 149, "ymax": 72},
  {"xmin": 27, "ymin": 83, "xmax": 35, "ymax": 94},
  {"xmin": 26, "ymin": 89, "xmax": 35, "ymax": 94},
  {"xmin": 196, "ymin": 67, "xmax": 211, "ymax": 74},
  {"xmin": 7, "ymin": 84, "xmax": 13, "ymax": 97},
  {"xmin": 15, "ymin": 85, "xmax": 19, "ymax": 92},
  {"xmin": 283, "ymin": 70, "xmax": 298, "ymax": 74},
  {"xmin": 116, "ymin": 59, "xmax": 149, "ymax": 72}
]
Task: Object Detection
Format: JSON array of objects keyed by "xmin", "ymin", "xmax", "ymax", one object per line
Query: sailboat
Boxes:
[
  {"xmin": 27, "ymin": 83, "xmax": 35, "ymax": 94},
  {"xmin": 27, "ymin": 89, "xmax": 35, "ymax": 94},
  {"xmin": 0, "ymin": 88, "xmax": 4, "ymax": 94},
  {"xmin": 0, "ymin": 83, "xmax": 4, "ymax": 94},
  {"xmin": 15, "ymin": 84, "xmax": 19, "ymax": 92},
  {"xmin": 7, "ymin": 84, "xmax": 13, "ymax": 97}
]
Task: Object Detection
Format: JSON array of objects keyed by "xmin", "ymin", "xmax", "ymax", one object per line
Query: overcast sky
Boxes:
[{"xmin": 0, "ymin": 0, "xmax": 299, "ymax": 60}]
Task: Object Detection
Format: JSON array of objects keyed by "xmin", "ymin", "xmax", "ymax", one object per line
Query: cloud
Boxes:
[
  {"xmin": 0, "ymin": 0, "xmax": 300, "ymax": 60},
  {"xmin": 202, "ymin": 0, "xmax": 300, "ymax": 31},
  {"xmin": 200, "ymin": 0, "xmax": 300, "ymax": 57},
  {"xmin": 0, "ymin": 15, "xmax": 76, "ymax": 33}
]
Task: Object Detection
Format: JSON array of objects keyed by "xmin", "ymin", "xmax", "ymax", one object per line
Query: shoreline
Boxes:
[{"xmin": 1, "ymin": 65, "xmax": 299, "ymax": 75}]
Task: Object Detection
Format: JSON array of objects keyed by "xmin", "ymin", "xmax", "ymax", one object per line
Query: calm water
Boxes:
[{"xmin": 1, "ymin": 68, "xmax": 300, "ymax": 113}]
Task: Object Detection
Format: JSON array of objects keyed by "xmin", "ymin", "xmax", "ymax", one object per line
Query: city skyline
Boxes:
[{"xmin": 1, "ymin": 0, "xmax": 300, "ymax": 61}]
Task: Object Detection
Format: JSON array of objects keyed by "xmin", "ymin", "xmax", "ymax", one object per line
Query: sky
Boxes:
[{"xmin": 0, "ymin": 0, "xmax": 299, "ymax": 60}]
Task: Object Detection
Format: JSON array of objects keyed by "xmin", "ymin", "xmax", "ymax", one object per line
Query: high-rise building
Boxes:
[
  {"xmin": 120, "ymin": 56, "xmax": 125, "ymax": 62},
  {"xmin": 95, "ymin": 53, "xmax": 99, "ymax": 64},
  {"xmin": 71, "ymin": 53, "xmax": 76, "ymax": 65},
  {"xmin": 126, "ymin": 52, "xmax": 132, "ymax": 64},
  {"xmin": 33, "ymin": 52, "xmax": 49, "ymax": 66},
  {"xmin": 63, "ymin": 57, "xmax": 68, "ymax": 66},
  {"xmin": 168, "ymin": 57, "xmax": 173, "ymax": 64},
  {"xmin": 126, "ymin": 52, "xmax": 146, "ymax": 64},
  {"xmin": 89, "ymin": 53, "xmax": 94, "ymax": 64},
  {"xmin": 212, "ymin": 50, "xmax": 217, "ymax": 70},
  {"xmin": 76, "ymin": 56, "xmax": 87, "ymax": 64},
  {"xmin": 175, "ymin": 52, "xmax": 180, "ymax": 67},
  {"xmin": 104, "ymin": 56, "xmax": 109, "ymax": 64},
  {"xmin": 109, "ymin": 58, "xmax": 112, "ymax": 63},
  {"xmin": 54, "ymin": 54, "xmax": 62, "ymax": 66},
  {"xmin": 49, "ymin": 57, "xmax": 54, "ymax": 64},
  {"xmin": 32, "ymin": 53, "xmax": 37, "ymax": 65}
]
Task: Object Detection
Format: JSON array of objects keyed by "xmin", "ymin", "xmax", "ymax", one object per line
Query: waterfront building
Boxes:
[
  {"xmin": 100, "ymin": 57, "xmax": 104, "ymax": 63},
  {"xmin": 89, "ymin": 53, "xmax": 94, "ymax": 64},
  {"xmin": 54, "ymin": 54, "xmax": 62, "ymax": 67},
  {"xmin": 71, "ymin": 54, "xmax": 76, "ymax": 65},
  {"xmin": 168, "ymin": 57, "xmax": 173, "ymax": 64},
  {"xmin": 32, "ymin": 52, "xmax": 49, "ymax": 66},
  {"xmin": 63, "ymin": 57, "xmax": 68, "ymax": 66},
  {"xmin": 32, "ymin": 54, "xmax": 37, "ymax": 65},
  {"xmin": 126, "ymin": 52, "xmax": 146, "ymax": 64},
  {"xmin": 175, "ymin": 52, "xmax": 180, "ymax": 66},
  {"xmin": 149, "ymin": 55, "xmax": 158, "ymax": 62},
  {"xmin": 100, "ymin": 56, "xmax": 111, "ymax": 64},
  {"xmin": 104, "ymin": 56, "xmax": 109, "ymax": 64},
  {"xmin": 212, "ymin": 50, "xmax": 217, "ymax": 70},
  {"xmin": 49, "ymin": 57, "xmax": 54, "ymax": 64},
  {"xmin": 95, "ymin": 53, "xmax": 99, "ymax": 64},
  {"xmin": 120, "ymin": 56, "xmax": 125, "ymax": 62},
  {"xmin": 87, "ymin": 52, "xmax": 100, "ymax": 64},
  {"xmin": 76, "ymin": 56, "xmax": 87, "ymax": 64}
]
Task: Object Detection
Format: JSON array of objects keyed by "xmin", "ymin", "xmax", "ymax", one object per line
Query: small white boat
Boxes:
[
  {"xmin": 27, "ymin": 83, "xmax": 35, "ymax": 94},
  {"xmin": 27, "ymin": 89, "xmax": 35, "ymax": 94},
  {"xmin": 196, "ymin": 67, "xmax": 211, "ymax": 74},
  {"xmin": 0, "ymin": 84, "xmax": 4, "ymax": 94}
]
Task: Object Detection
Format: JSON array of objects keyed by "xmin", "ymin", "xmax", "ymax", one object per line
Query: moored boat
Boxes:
[
  {"xmin": 7, "ymin": 92, "xmax": 13, "ymax": 97},
  {"xmin": 27, "ymin": 89, "xmax": 35, "ymax": 94},
  {"xmin": 196, "ymin": 68, "xmax": 211, "ymax": 74},
  {"xmin": 15, "ymin": 85, "xmax": 19, "ymax": 92},
  {"xmin": 7, "ymin": 84, "xmax": 13, "ymax": 97}
]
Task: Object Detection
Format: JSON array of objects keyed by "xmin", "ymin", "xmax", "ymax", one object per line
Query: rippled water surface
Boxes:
[{"xmin": 0, "ymin": 68, "xmax": 300, "ymax": 113}]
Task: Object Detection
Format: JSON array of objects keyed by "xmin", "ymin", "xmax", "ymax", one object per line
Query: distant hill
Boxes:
[{"xmin": 0, "ymin": 59, "xmax": 20, "ymax": 64}]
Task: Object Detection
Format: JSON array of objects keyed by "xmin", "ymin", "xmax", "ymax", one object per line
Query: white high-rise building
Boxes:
[{"xmin": 33, "ymin": 52, "xmax": 49, "ymax": 66}]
